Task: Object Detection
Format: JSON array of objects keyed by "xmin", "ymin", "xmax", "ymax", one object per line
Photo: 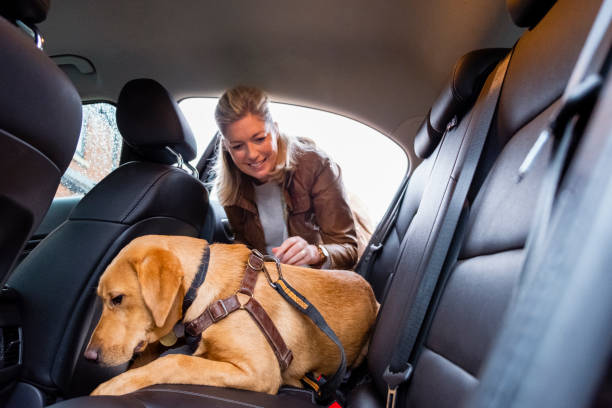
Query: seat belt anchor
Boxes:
[
  {"xmin": 370, "ymin": 242, "xmax": 383, "ymax": 252},
  {"xmin": 383, "ymin": 363, "xmax": 413, "ymax": 408}
]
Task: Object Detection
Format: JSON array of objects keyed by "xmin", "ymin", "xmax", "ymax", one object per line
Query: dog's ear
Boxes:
[{"xmin": 136, "ymin": 248, "xmax": 183, "ymax": 327}]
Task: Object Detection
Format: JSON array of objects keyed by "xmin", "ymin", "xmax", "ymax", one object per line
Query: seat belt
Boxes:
[
  {"xmin": 356, "ymin": 117, "xmax": 460, "ymax": 282},
  {"xmin": 355, "ymin": 173, "xmax": 410, "ymax": 279},
  {"xmin": 382, "ymin": 50, "xmax": 513, "ymax": 408},
  {"xmin": 515, "ymin": 76, "xmax": 602, "ymax": 293}
]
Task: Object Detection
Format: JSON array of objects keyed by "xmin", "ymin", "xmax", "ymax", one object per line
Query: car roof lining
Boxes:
[{"xmin": 39, "ymin": 0, "xmax": 523, "ymax": 150}]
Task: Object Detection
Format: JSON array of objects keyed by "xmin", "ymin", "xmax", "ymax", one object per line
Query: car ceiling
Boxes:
[{"xmin": 39, "ymin": 0, "xmax": 523, "ymax": 151}]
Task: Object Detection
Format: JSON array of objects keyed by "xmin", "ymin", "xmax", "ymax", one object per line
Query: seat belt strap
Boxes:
[
  {"xmin": 355, "ymin": 173, "xmax": 410, "ymax": 279},
  {"xmin": 255, "ymin": 252, "xmax": 347, "ymax": 405},
  {"xmin": 382, "ymin": 50, "xmax": 513, "ymax": 408},
  {"xmin": 273, "ymin": 275, "xmax": 347, "ymax": 405},
  {"xmin": 516, "ymin": 73, "xmax": 602, "ymax": 287}
]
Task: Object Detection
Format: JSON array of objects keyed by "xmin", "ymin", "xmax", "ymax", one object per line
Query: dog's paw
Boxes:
[
  {"xmin": 91, "ymin": 381, "xmax": 117, "ymax": 396},
  {"xmin": 91, "ymin": 376, "xmax": 137, "ymax": 396}
]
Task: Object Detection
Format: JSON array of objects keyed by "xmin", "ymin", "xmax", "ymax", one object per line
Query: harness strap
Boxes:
[
  {"xmin": 184, "ymin": 251, "xmax": 293, "ymax": 371},
  {"xmin": 185, "ymin": 295, "xmax": 241, "ymax": 335},
  {"xmin": 272, "ymin": 275, "xmax": 347, "ymax": 405},
  {"xmin": 243, "ymin": 297, "xmax": 293, "ymax": 370}
]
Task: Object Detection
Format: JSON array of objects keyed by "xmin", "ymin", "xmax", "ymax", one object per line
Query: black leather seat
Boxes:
[
  {"xmin": 46, "ymin": 0, "xmax": 605, "ymax": 406},
  {"xmin": 362, "ymin": 0, "xmax": 602, "ymax": 406},
  {"xmin": 0, "ymin": 1, "xmax": 81, "ymax": 286},
  {"xmin": 6, "ymin": 78, "xmax": 211, "ymax": 405}
]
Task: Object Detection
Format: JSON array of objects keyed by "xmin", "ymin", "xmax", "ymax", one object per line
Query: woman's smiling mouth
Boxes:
[{"xmin": 248, "ymin": 158, "xmax": 267, "ymax": 169}]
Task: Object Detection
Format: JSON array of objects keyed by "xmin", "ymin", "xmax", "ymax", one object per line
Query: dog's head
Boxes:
[{"xmin": 84, "ymin": 241, "xmax": 185, "ymax": 366}]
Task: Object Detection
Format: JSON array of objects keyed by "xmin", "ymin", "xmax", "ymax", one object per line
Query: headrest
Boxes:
[
  {"xmin": 414, "ymin": 48, "xmax": 509, "ymax": 159},
  {"xmin": 507, "ymin": 0, "xmax": 557, "ymax": 28},
  {"xmin": 0, "ymin": 0, "xmax": 50, "ymax": 24},
  {"xmin": 116, "ymin": 78, "xmax": 197, "ymax": 165},
  {"xmin": 0, "ymin": 17, "xmax": 81, "ymax": 172}
]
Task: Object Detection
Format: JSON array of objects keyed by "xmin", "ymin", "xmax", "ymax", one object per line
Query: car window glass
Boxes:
[
  {"xmin": 56, "ymin": 103, "xmax": 122, "ymax": 197},
  {"xmin": 180, "ymin": 98, "xmax": 408, "ymax": 224}
]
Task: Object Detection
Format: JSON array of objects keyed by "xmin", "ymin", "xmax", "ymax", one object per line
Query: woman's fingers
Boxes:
[
  {"xmin": 272, "ymin": 237, "xmax": 300, "ymax": 261},
  {"xmin": 273, "ymin": 236, "xmax": 314, "ymax": 265},
  {"xmin": 277, "ymin": 237, "xmax": 306, "ymax": 263},
  {"xmin": 285, "ymin": 245, "xmax": 311, "ymax": 265}
]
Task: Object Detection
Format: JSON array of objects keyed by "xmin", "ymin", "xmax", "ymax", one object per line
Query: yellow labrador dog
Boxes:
[{"xmin": 84, "ymin": 235, "xmax": 379, "ymax": 396}]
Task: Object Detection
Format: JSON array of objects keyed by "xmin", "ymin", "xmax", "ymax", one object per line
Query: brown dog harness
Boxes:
[
  {"xmin": 183, "ymin": 249, "xmax": 346, "ymax": 405},
  {"xmin": 184, "ymin": 251, "xmax": 294, "ymax": 370}
]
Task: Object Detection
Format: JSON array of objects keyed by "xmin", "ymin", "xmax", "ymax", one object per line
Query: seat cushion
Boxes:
[{"xmin": 49, "ymin": 384, "xmax": 319, "ymax": 408}]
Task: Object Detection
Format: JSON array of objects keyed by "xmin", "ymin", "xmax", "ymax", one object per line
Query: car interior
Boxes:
[{"xmin": 1, "ymin": 0, "xmax": 611, "ymax": 407}]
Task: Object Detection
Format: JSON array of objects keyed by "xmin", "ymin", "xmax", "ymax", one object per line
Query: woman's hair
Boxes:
[
  {"xmin": 213, "ymin": 85, "xmax": 313, "ymax": 206},
  {"xmin": 215, "ymin": 85, "xmax": 272, "ymax": 137}
]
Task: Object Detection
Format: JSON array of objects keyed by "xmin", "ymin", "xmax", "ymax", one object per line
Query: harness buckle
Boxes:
[
  {"xmin": 207, "ymin": 299, "xmax": 229, "ymax": 322},
  {"xmin": 248, "ymin": 249, "xmax": 265, "ymax": 270},
  {"xmin": 262, "ymin": 254, "xmax": 283, "ymax": 289}
]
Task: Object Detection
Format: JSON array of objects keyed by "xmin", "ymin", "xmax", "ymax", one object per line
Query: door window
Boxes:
[
  {"xmin": 180, "ymin": 98, "xmax": 408, "ymax": 224},
  {"xmin": 56, "ymin": 103, "xmax": 122, "ymax": 197}
]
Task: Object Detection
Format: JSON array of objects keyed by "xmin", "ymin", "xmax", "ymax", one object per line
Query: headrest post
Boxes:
[
  {"xmin": 165, "ymin": 146, "xmax": 199, "ymax": 179},
  {"xmin": 183, "ymin": 160, "xmax": 200, "ymax": 180},
  {"xmin": 15, "ymin": 20, "xmax": 44, "ymax": 50},
  {"xmin": 165, "ymin": 146, "xmax": 184, "ymax": 168}
]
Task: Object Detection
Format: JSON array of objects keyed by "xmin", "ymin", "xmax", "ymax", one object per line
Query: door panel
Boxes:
[{"xmin": 195, "ymin": 132, "xmax": 234, "ymax": 244}]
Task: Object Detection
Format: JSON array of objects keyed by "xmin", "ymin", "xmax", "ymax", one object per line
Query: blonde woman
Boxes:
[{"xmin": 213, "ymin": 85, "xmax": 360, "ymax": 269}]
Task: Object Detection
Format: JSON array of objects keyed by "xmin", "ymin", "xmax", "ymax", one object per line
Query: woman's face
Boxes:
[{"xmin": 223, "ymin": 113, "xmax": 278, "ymax": 182}]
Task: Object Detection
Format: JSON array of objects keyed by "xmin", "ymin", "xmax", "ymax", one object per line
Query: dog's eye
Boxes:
[{"xmin": 111, "ymin": 295, "xmax": 124, "ymax": 306}]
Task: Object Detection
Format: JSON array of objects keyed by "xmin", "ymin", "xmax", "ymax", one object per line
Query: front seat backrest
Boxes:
[
  {"xmin": 7, "ymin": 78, "xmax": 210, "ymax": 403},
  {"xmin": 0, "ymin": 2, "xmax": 81, "ymax": 285}
]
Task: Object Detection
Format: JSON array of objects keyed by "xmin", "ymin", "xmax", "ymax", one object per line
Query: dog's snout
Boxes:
[{"xmin": 84, "ymin": 347, "xmax": 100, "ymax": 363}]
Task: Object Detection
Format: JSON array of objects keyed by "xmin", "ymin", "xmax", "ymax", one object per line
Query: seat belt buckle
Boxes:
[
  {"xmin": 301, "ymin": 374, "xmax": 345, "ymax": 408},
  {"xmin": 383, "ymin": 363, "xmax": 413, "ymax": 408}
]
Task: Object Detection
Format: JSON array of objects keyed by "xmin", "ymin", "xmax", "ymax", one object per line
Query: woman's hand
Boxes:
[{"xmin": 272, "ymin": 236, "xmax": 321, "ymax": 266}]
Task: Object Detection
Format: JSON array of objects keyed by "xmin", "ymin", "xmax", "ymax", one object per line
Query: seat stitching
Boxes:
[
  {"xmin": 136, "ymin": 388, "xmax": 264, "ymax": 408},
  {"xmin": 419, "ymin": 346, "xmax": 478, "ymax": 380}
]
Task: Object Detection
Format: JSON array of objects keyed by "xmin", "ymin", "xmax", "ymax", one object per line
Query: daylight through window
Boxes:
[{"xmin": 179, "ymin": 98, "xmax": 408, "ymax": 224}]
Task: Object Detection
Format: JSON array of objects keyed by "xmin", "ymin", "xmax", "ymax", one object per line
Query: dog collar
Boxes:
[
  {"xmin": 159, "ymin": 245, "xmax": 210, "ymax": 349},
  {"xmin": 182, "ymin": 245, "xmax": 211, "ymax": 315}
]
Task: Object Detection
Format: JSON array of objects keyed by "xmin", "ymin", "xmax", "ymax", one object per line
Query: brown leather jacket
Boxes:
[{"xmin": 224, "ymin": 147, "xmax": 359, "ymax": 270}]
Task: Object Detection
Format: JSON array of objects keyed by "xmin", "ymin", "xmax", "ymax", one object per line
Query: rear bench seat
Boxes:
[
  {"xmin": 47, "ymin": 0, "xmax": 603, "ymax": 406},
  {"xmin": 364, "ymin": 0, "xmax": 602, "ymax": 407},
  {"xmin": 359, "ymin": 47, "xmax": 508, "ymax": 301}
]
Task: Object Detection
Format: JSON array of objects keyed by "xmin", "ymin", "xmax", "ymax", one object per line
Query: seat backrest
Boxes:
[
  {"xmin": 362, "ymin": 48, "xmax": 507, "ymax": 301},
  {"xmin": 0, "ymin": 3, "xmax": 81, "ymax": 286},
  {"xmin": 362, "ymin": 0, "xmax": 602, "ymax": 407},
  {"xmin": 7, "ymin": 78, "xmax": 210, "ymax": 402}
]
